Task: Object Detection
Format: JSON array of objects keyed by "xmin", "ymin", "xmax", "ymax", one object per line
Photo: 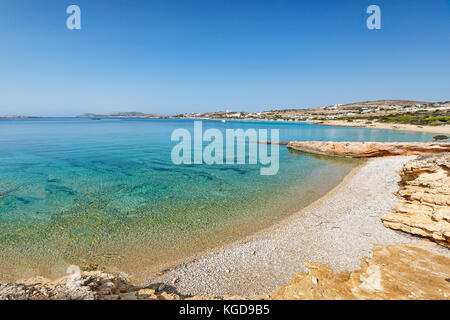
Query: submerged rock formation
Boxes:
[
  {"xmin": 382, "ymin": 153, "xmax": 450, "ymax": 248},
  {"xmin": 287, "ymin": 141, "xmax": 450, "ymax": 158}
]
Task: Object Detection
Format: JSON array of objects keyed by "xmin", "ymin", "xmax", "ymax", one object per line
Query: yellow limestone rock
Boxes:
[
  {"xmin": 287, "ymin": 141, "xmax": 450, "ymax": 158},
  {"xmin": 382, "ymin": 153, "xmax": 450, "ymax": 247},
  {"xmin": 268, "ymin": 244, "xmax": 450, "ymax": 300}
]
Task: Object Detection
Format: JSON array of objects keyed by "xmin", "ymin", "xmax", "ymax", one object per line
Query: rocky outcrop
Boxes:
[
  {"xmin": 0, "ymin": 271, "xmax": 182, "ymax": 300},
  {"xmin": 269, "ymin": 244, "xmax": 450, "ymax": 300},
  {"xmin": 382, "ymin": 153, "xmax": 450, "ymax": 247},
  {"xmin": 287, "ymin": 141, "xmax": 450, "ymax": 158}
]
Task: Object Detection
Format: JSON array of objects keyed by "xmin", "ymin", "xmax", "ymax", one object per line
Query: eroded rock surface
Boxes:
[
  {"xmin": 287, "ymin": 141, "xmax": 450, "ymax": 158},
  {"xmin": 269, "ymin": 243, "xmax": 450, "ymax": 300},
  {"xmin": 382, "ymin": 153, "xmax": 450, "ymax": 247},
  {"xmin": 0, "ymin": 270, "xmax": 182, "ymax": 300}
]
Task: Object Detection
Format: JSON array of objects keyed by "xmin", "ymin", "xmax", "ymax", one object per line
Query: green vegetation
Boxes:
[
  {"xmin": 433, "ymin": 135, "xmax": 449, "ymax": 141},
  {"xmin": 378, "ymin": 114, "xmax": 449, "ymax": 125},
  {"xmin": 377, "ymin": 109, "xmax": 449, "ymax": 125},
  {"xmin": 336, "ymin": 109, "xmax": 450, "ymax": 126}
]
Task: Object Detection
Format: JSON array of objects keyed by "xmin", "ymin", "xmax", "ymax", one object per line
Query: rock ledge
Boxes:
[
  {"xmin": 287, "ymin": 141, "xmax": 450, "ymax": 158},
  {"xmin": 382, "ymin": 153, "xmax": 450, "ymax": 247}
]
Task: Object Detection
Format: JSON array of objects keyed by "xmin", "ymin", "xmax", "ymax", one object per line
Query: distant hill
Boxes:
[
  {"xmin": 0, "ymin": 115, "xmax": 38, "ymax": 118},
  {"xmin": 174, "ymin": 99, "xmax": 449, "ymax": 122},
  {"xmin": 253, "ymin": 100, "xmax": 439, "ymax": 114},
  {"xmin": 339, "ymin": 99, "xmax": 431, "ymax": 107},
  {"xmin": 77, "ymin": 112, "xmax": 163, "ymax": 118}
]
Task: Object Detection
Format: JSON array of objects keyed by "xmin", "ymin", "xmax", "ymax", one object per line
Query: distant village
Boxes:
[{"xmin": 172, "ymin": 100, "xmax": 450, "ymax": 125}]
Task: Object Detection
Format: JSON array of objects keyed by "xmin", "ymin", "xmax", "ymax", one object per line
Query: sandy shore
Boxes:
[
  {"xmin": 150, "ymin": 156, "xmax": 448, "ymax": 297},
  {"xmin": 314, "ymin": 120, "xmax": 450, "ymax": 135}
]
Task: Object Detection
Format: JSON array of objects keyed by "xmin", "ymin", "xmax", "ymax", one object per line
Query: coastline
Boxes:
[
  {"xmin": 146, "ymin": 155, "xmax": 449, "ymax": 296},
  {"xmin": 170, "ymin": 117, "xmax": 450, "ymax": 135},
  {"xmin": 1, "ymin": 117, "xmax": 448, "ymax": 299},
  {"xmin": 2, "ymin": 152, "xmax": 449, "ymax": 300},
  {"xmin": 2, "ymin": 115, "xmax": 448, "ymax": 136},
  {"xmin": 313, "ymin": 120, "xmax": 450, "ymax": 135},
  {"xmin": 115, "ymin": 157, "xmax": 359, "ymax": 285},
  {"xmin": 1, "ymin": 142, "xmax": 449, "ymax": 300}
]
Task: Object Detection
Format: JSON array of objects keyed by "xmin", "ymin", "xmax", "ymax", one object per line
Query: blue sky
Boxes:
[{"xmin": 0, "ymin": 0, "xmax": 449, "ymax": 116}]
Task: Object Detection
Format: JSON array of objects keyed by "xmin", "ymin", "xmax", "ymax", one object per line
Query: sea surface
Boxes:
[{"xmin": 0, "ymin": 118, "xmax": 434, "ymax": 280}]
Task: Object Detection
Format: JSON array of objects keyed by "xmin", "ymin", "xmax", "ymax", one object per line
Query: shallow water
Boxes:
[{"xmin": 0, "ymin": 118, "xmax": 434, "ymax": 280}]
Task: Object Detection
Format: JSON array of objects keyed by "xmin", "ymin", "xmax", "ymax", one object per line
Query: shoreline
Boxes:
[
  {"xmin": 172, "ymin": 117, "xmax": 450, "ymax": 136},
  {"xmin": 2, "ymin": 155, "xmax": 449, "ymax": 300},
  {"xmin": 3, "ymin": 116, "xmax": 449, "ymax": 136},
  {"xmin": 120, "ymin": 158, "xmax": 359, "ymax": 284},
  {"xmin": 179, "ymin": 117, "xmax": 450, "ymax": 136},
  {"xmin": 313, "ymin": 120, "xmax": 450, "ymax": 135},
  {"xmin": 146, "ymin": 155, "xmax": 449, "ymax": 296}
]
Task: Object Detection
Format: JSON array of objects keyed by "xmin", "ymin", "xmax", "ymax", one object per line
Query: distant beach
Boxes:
[{"xmin": 313, "ymin": 120, "xmax": 450, "ymax": 135}]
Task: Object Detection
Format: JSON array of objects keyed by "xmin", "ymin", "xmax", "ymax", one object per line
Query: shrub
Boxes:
[{"xmin": 433, "ymin": 135, "xmax": 449, "ymax": 141}]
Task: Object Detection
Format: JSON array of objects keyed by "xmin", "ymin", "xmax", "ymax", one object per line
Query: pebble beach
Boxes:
[{"xmin": 150, "ymin": 156, "xmax": 447, "ymax": 297}]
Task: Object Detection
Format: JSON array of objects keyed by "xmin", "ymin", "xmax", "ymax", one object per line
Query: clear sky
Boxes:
[{"xmin": 0, "ymin": 0, "xmax": 449, "ymax": 116}]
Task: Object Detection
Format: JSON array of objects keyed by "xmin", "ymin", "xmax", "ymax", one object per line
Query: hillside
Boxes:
[{"xmin": 173, "ymin": 100, "xmax": 450, "ymax": 125}]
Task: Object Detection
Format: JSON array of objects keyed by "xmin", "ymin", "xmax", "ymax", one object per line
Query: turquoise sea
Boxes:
[{"xmin": 0, "ymin": 118, "xmax": 434, "ymax": 280}]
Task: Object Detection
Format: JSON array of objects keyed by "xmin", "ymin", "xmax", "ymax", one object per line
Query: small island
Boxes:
[
  {"xmin": 0, "ymin": 115, "xmax": 38, "ymax": 118},
  {"xmin": 77, "ymin": 112, "xmax": 164, "ymax": 119}
]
